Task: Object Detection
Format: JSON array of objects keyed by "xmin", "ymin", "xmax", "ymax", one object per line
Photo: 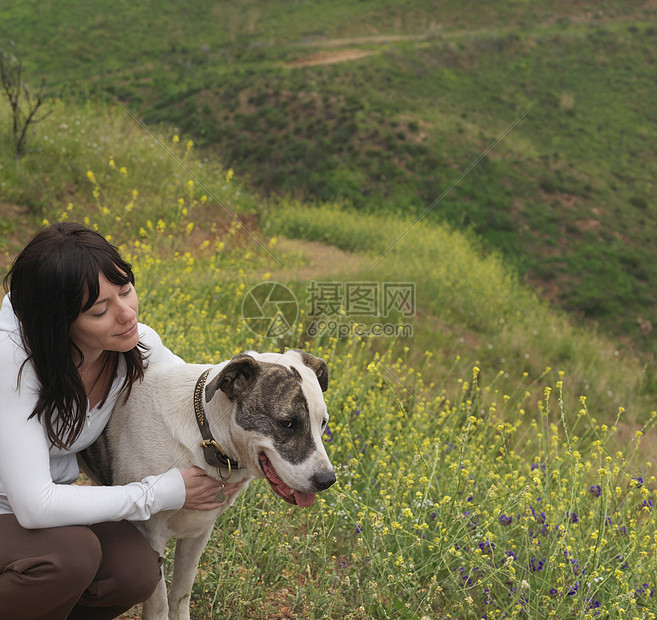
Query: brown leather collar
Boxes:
[{"xmin": 194, "ymin": 368, "xmax": 240, "ymax": 478}]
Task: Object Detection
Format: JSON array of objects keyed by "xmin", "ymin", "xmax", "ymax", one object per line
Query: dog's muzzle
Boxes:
[{"xmin": 258, "ymin": 452, "xmax": 335, "ymax": 507}]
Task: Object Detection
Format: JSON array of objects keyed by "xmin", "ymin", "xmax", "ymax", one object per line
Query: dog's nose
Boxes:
[{"xmin": 312, "ymin": 470, "xmax": 336, "ymax": 491}]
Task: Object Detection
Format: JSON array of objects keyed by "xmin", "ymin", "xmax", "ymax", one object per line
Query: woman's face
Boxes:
[{"xmin": 69, "ymin": 271, "xmax": 139, "ymax": 363}]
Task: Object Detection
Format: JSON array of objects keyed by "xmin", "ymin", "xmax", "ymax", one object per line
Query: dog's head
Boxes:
[{"xmin": 204, "ymin": 349, "xmax": 335, "ymax": 507}]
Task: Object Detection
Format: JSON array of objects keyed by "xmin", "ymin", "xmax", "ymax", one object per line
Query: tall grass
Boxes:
[
  {"xmin": 0, "ymin": 99, "xmax": 258, "ymax": 226},
  {"xmin": 2, "ymin": 101, "xmax": 657, "ymax": 618},
  {"xmin": 114, "ymin": 224, "xmax": 657, "ymax": 619},
  {"xmin": 264, "ymin": 202, "xmax": 654, "ymax": 421}
]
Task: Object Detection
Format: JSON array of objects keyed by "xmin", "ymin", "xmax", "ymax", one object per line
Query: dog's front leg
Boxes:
[
  {"xmin": 136, "ymin": 525, "xmax": 171, "ymax": 620},
  {"xmin": 167, "ymin": 527, "xmax": 215, "ymax": 620},
  {"xmin": 142, "ymin": 576, "xmax": 169, "ymax": 620}
]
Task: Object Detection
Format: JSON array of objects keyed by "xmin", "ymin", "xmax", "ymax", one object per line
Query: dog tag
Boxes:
[{"xmin": 215, "ymin": 490, "xmax": 226, "ymax": 503}]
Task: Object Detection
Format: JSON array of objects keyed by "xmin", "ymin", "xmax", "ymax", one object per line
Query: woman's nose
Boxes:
[{"xmin": 117, "ymin": 299, "xmax": 137, "ymax": 323}]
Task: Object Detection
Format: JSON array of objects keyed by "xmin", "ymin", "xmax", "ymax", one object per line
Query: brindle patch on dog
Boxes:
[{"xmin": 235, "ymin": 363, "xmax": 316, "ymax": 464}]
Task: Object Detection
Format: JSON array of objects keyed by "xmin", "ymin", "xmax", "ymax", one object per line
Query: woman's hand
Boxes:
[{"xmin": 180, "ymin": 466, "xmax": 226, "ymax": 511}]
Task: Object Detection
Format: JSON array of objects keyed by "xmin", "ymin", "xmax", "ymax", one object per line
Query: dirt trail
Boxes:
[
  {"xmin": 285, "ymin": 13, "xmax": 647, "ymax": 69},
  {"xmin": 270, "ymin": 237, "xmax": 367, "ymax": 280},
  {"xmin": 299, "ymin": 33, "xmax": 430, "ymax": 48},
  {"xmin": 286, "ymin": 33, "xmax": 432, "ymax": 67},
  {"xmin": 286, "ymin": 48, "xmax": 376, "ymax": 67}
]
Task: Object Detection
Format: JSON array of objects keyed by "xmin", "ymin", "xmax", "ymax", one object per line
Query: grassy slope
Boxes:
[
  {"xmin": 3, "ymin": 0, "xmax": 657, "ymax": 352},
  {"xmin": 0, "ymin": 98, "xmax": 654, "ymax": 424},
  {"xmin": 3, "ymin": 101, "xmax": 657, "ymax": 619}
]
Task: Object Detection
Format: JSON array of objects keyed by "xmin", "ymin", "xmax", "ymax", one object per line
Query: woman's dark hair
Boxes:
[{"xmin": 3, "ymin": 222, "xmax": 148, "ymax": 449}]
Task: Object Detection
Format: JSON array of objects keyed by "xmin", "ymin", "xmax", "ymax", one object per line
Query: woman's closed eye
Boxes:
[
  {"xmin": 89, "ymin": 285, "xmax": 132, "ymax": 317},
  {"xmin": 91, "ymin": 306, "xmax": 109, "ymax": 318}
]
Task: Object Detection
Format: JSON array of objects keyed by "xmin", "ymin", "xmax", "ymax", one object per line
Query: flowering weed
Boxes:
[{"xmin": 2, "ymin": 102, "xmax": 657, "ymax": 618}]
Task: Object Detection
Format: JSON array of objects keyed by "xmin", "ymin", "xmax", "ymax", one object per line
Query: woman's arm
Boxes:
[
  {"xmin": 0, "ymin": 414, "xmax": 186, "ymax": 529},
  {"xmin": 0, "ymin": 334, "xmax": 187, "ymax": 528}
]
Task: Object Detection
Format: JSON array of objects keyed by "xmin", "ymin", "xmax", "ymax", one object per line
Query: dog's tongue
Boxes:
[
  {"xmin": 294, "ymin": 491, "xmax": 316, "ymax": 507},
  {"xmin": 259, "ymin": 453, "xmax": 317, "ymax": 507}
]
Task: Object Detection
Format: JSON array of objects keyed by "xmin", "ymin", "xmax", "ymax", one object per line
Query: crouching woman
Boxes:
[{"xmin": 0, "ymin": 222, "xmax": 224, "ymax": 619}]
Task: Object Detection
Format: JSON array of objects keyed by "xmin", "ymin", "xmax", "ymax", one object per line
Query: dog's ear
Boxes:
[
  {"xmin": 206, "ymin": 354, "xmax": 260, "ymax": 402},
  {"xmin": 292, "ymin": 349, "xmax": 329, "ymax": 392}
]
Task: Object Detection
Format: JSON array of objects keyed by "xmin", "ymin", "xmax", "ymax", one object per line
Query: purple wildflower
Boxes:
[
  {"xmin": 587, "ymin": 598, "xmax": 601, "ymax": 610},
  {"xmin": 499, "ymin": 514, "xmax": 513, "ymax": 526},
  {"xmin": 529, "ymin": 557, "xmax": 545, "ymax": 572},
  {"xmin": 478, "ymin": 540, "xmax": 496, "ymax": 554},
  {"xmin": 589, "ymin": 484, "xmax": 602, "ymax": 497},
  {"xmin": 458, "ymin": 566, "xmax": 474, "ymax": 587},
  {"xmin": 567, "ymin": 582, "xmax": 580, "ymax": 596},
  {"xmin": 570, "ymin": 559, "xmax": 582, "ymax": 575},
  {"xmin": 529, "ymin": 505, "xmax": 547, "ymax": 524},
  {"xmin": 635, "ymin": 583, "xmax": 655, "ymax": 598}
]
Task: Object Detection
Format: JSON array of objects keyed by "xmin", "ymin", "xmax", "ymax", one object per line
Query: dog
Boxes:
[{"xmin": 81, "ymin": 349, "xmax": 335, "ymax": 620}]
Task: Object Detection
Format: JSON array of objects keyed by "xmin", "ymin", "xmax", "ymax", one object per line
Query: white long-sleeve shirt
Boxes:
[{"xmin": 0, "ymin": 294, "xmax": 187, "ymax": 528}]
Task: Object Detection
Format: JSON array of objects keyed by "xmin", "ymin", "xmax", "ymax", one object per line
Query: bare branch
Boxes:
[{"xmin": 0, "ymin": 38, "xmax": 49, "ymax": 159}]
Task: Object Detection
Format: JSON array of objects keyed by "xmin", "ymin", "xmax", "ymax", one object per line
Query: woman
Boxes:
[{"xmin": 0, "ymin": 222, "xmax": 225, "ymax": 619}]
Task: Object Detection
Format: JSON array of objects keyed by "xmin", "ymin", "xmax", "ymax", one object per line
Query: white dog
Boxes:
[{"xmin": 82, "ymin": 349, "xmax": 335, "ymax": 620}]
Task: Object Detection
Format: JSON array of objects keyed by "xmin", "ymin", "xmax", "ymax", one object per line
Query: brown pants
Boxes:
[{"xmin": 0, "ymin": 514, "xmax": 162, "ymax": 620}]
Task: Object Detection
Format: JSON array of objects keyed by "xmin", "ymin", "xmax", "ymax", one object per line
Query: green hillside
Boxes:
[
  {"xmin": 2, "ymin": 98, "xmax": 653, "ymax": 415},
  {"xmin": 2, "ymin": 0, "xmax": 657, "ymax": 353},
  {"xmin": 3, "ymin": 5, "xmax": 657, "ymax": 615},
  {"xmin": 2, "ymin": 98, "xmax": 657, "ymax": 618}
]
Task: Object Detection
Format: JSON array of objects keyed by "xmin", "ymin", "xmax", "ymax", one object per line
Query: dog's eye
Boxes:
[
  {"xmin": 321, "ymin": 418, "xmax": 328, "ymax": 429},
  {"xmin": 280, "ymin": 420, "xmax": 294, "ymax": 430}
]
